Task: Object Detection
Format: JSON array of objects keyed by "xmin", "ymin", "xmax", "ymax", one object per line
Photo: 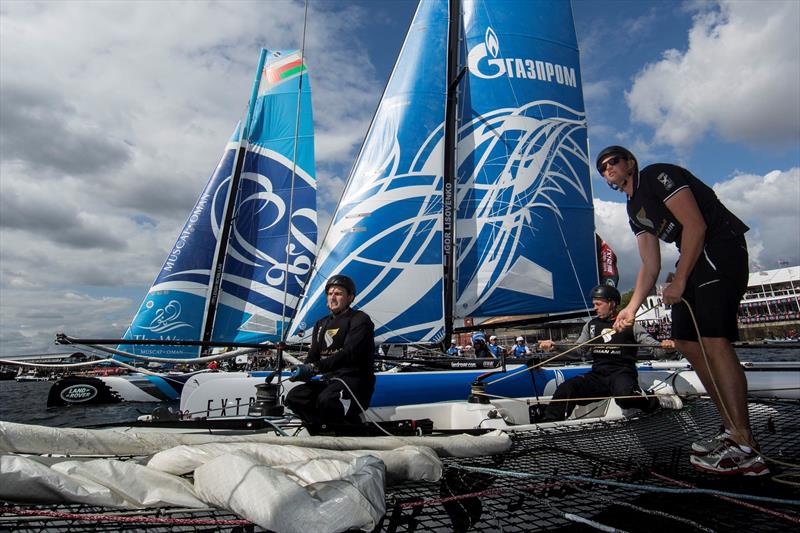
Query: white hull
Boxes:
[
  {"xmin": 637, "ymin": 360, "xmax": 800, "ymax": 400},
  {"xmin": 179, "ymin": 360, "xmax": 800, "ymax": 420}
]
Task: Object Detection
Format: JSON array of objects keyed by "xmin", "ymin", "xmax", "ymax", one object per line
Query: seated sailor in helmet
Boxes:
[
  {"xmin": 285, "ymin": 274, "xmax": 375, "ymax": 434},
  {"xmin": 538, "ymin": 285, "xmax": 675, "ymax": 421},
  {"xmin": 471, "ymin": 332, "xmax": 492, "ymax": 358}
]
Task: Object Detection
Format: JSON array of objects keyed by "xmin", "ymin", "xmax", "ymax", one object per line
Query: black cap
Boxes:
[
  {"xmin": 325, "ymin": 274, "xmax": 356, "ymax": 296},
  {"xmin": 596, "ymin": 145, "xmax": 636, "ymax": 174},
  {"xmin": 590, "ymin": 284, "xmax": 621, "ymax": 305}
]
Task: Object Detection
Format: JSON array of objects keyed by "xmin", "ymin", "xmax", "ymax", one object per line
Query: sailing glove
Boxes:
[{"xmin": 289, "ymin": 364, "xmax": 316, "ymax": 382}]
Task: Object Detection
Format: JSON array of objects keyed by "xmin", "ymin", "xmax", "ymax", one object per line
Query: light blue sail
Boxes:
[
  {"xmin": 212, "ymin": 49, "xmax": 316, "ymax": 343},
  {"xmin": 119, "ymin": 49, "xmax": 316, "ymax": 358},
  {"xmin": 455, "ymin": 0, "xmax": 595, "ymax": 321},
  {"xmin": 288, "ymin": 0, "xmax": 595, "ymax": 343}
]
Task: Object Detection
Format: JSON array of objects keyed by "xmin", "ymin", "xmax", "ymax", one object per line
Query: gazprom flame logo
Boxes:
[
  {"xmin": 468, "ymin": 28, "xmax": 505, "ymax": 79},
  {"xmin": 468, "ymin": 26, "xmax": 578, "ymax": 87}
]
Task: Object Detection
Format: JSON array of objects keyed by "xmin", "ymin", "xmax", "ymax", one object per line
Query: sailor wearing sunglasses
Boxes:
[{"xmin": 595, "ymin": 145, "xmax": 765, "ymax": 476}]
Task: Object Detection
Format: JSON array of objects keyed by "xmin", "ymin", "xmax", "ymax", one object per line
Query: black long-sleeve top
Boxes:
[{"xmin": 306, "ymin": 307, "xmax": 375, "ymax": 379}]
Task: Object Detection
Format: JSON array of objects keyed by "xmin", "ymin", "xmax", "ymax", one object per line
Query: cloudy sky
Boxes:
[{"xmin": 1, "ymin": 0, "xmax": 798, "ymax": 356}]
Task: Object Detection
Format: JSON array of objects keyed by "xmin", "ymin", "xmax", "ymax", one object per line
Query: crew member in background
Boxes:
[
  {"xmin": 446, "ymin": 340, "xmax": 460, "ymax": 356},
  {"xmin": 538, "ymin": 285, "xmax": 676, "ymax": 422},
  {"xmin": 285, "ymin": 274, "xmax": 375, "ymax": 434},
  {"xmin": 511, "ymin": 336, "xmax": 531, "ymax": 358},
  {"xmin": 488, "ymin": 335, "xmax": 504, "ymax": 358},
  {"xmin": 471, "ymin": 332, "xmax": 492, "ymax": 358},
  {"xmin": 597, "ymin": 145, "xmax": 764, "ymax": 476}
]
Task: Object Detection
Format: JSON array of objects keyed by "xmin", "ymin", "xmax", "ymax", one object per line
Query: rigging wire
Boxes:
[
  {"xmin": 280, "ymin": 0, "xmax": 311, "ymax": 343},
  {"xmin": 679, "ymin": 296, "xmax": 800, "ymax": 481},
  {"xmin": 454, "ymin": 464, "xmax": 800, "ymax": 507},
  {"xmin": 554, "ymin": 209, "xmax": 592, "ymax": 318},
  {"xmin": 484, "ymin": 301, "xmax": 660, "ymax": 387}
]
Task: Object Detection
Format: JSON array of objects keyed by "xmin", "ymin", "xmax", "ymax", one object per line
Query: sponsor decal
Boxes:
[
  {"xmin": 163, "ymin": 194, "xmax": 210, "ymax": 273},
  {"xmin": 636, "ymin": 207, "xmax": 655, "ymax": 230},
  {"xmin": 656, "ymin": 220, "xmax": 677, "ymax": 240},
  {"xmin": 324, "ymin": 328, "xmax": 340, "ymax": 348},
  {"xmin": 136, "ymin": 299, "xmax": 192, "ymax": 334},
  {"xmin": 208, "ymin": 397, "xmax": 256, "ymax": 417},
  {"xmin": 60, "ymin": 384, "xmax": 98, "ymax": 403},
  {"xmin": 656, "ymin": 172, "xmax": 675, "ymax": 191},
  {"xmin": 468, "ymin": 27, "xmax": 577, "ymax": 87}
]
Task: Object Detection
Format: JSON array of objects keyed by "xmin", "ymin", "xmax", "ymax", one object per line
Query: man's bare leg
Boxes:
[{"xmin": 675, "ymin": 337, "xmax": 753, "ymax": 446}]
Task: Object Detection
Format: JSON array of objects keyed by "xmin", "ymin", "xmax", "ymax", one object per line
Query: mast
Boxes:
[
  {"xmin": 442, "ymin": 0, "xmax": 461, "ymax": 346},
  {"xmin": 200, "ymin": 49, "xmax": 268, "ymax": 345}
]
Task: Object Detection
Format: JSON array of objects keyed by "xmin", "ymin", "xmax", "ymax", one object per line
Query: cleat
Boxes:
[{"xmin": 690, "ymin": 441, "xmax": 770, "ymax": 476}]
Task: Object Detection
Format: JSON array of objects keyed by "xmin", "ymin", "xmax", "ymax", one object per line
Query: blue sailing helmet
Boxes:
[{"xmin": 472, "ymin": 332, "xmax": 486, "ymax": 344}]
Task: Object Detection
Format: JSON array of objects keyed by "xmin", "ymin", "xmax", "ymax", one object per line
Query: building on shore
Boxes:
[
  {"xmin": 633, "ymin": 265, "xmax": 799, "ymax": 342},
  {"xmin": 475, "ymin": 265, "xmax": 800, "ymax": 348},
  {"xmin": 737, "ymin": 265, "xmax": 800, "ymax": 341}
]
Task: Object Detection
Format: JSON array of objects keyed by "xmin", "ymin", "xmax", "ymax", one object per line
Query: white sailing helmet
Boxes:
[{"xmin": 516, "ymin": 336, "xmax": 524, "ymax": 342}]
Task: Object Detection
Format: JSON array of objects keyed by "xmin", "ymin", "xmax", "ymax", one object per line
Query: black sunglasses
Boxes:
[{"xmin": 598, "ymin": 155, "xmax": 625, "ymax": 173}]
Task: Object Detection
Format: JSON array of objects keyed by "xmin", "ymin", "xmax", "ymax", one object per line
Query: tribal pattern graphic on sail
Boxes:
[
  {"xmin": 212, "ymin": 144, "xmax": 316, "ymax": 343},
  {"xmin": 120, "ymin": 48, "xmax": 316, "ymax": 358},
  {"xmin": 288, "ymin": 0, "xmax": 595, "ymax": 344},
  {"xmin": 456, "ymin": 0, "xmax": 596, "ymax": 320}
]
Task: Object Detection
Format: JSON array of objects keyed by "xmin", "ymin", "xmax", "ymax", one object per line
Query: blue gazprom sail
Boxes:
[
  {"xmin": 289, "ymin": 0, "xmax": 595, "ymax": 344},
  {"xmin": 119, "ymin": 49, "xmax": 316, "ymax": 358},
  {"xmin": 454, "ymin": 0, "xmax": 595, "ymax": 321}
]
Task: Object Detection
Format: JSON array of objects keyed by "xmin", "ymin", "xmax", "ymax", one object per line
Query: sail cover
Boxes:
[
  {"xmin": 455, "ymin": 0, "xmax": 595, "ymax": 321},
  {"xmin": 120, "ymin": 49, "xmax": 316, "ymax": 357},
  {"xmin": 289, "ymin": 0, "xmax": 449, "ymax": 344}
]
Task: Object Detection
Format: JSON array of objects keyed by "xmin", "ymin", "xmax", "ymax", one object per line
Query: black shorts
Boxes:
[{"xmin": 671, "ymin": 235, "xmax": 748, "ymax": 342}]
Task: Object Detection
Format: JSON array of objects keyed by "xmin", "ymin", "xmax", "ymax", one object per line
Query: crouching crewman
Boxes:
[{"xmin": 285, "ymin": 274, "xmax": 375, "ymax": 434}]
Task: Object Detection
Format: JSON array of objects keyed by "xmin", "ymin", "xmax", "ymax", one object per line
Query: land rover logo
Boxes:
[{"xmin": 60, "ymin": 384, "xmax": 98, "ymax": 402}]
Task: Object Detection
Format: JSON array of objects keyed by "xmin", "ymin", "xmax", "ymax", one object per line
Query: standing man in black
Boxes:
[
  {"xmin": 538, "ymin": 285, "xmax": 675, "ymax": 422},
  {"xmin": 597, "ymin": 145, "xmax": 766, "ymax": 476},
  {"xmin": 285, "ymin": 274, "xmax": 375, "ymax": 434}
]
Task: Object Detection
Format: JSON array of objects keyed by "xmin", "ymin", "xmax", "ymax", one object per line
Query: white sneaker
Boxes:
[
  {"xmin": 690, "ymin": 440, "xmax": 770, "ymax": 476},
  {"xmin": 691, "ymin": 429, "xmax": 729, "ymax": 456}
]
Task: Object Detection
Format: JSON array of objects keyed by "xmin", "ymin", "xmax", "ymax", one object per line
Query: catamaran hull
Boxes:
[
  {"xmin": 179, "ymin": 364, "xmax": 587, "ymax": 418},
  {"xmin": 638, "ymin": 361, "xmax": 800, "ymax": 400},
  {"xmin": 46, "ymin": 361, "xmax": 800, "ymax": 409},
  {"xmin": 182, "ymin": 361, "xmax": 800, "ymax": 418},
  {"xmin": 46, "ymin": 373, "xmax": 196, "ymax": 406}
]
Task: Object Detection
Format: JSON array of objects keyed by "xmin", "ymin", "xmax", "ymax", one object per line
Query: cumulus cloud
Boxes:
[
  {"xmin": 626, "ymin": 0, "xmax": 800, "ymax": 149},
  {"xmin": 0, "ymin": 1, "xmax": 391, "ymax": 354},
  {"xmin": 0, "ymin": 288, "xmax": 134, "ymax": 356},
  {"xmin": 713, "ymin": 168, "xmax": 800, "ymax": 269}
]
